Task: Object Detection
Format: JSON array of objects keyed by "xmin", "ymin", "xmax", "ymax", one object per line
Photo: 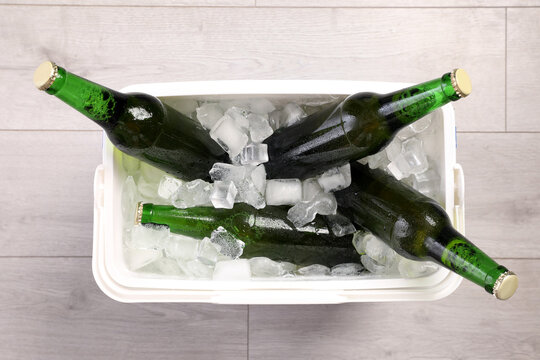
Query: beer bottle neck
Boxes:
[
  {"xmin": 139, "ymin": 203, "xmax": 211, "ymax": 239},
  {"xmin": 425, "ymin": 224, "xmax": 517, "ymax": 299},
  {"xmin": 378, "ymin": 69, "xmax": 469, "ymax": 127},
  {"xmin": 35, "ymin": 61, "xmax": 123, "ymax": 126}
]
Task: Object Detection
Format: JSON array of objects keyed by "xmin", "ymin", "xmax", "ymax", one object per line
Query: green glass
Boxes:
[
  {"xmin": 335, "ymin": 162, "xmax": 516, "ymax": 297},
  {"xmin": 138, "ymin": 203, "xmax": 360, "ymax": 267},
  {"xmin": 39, "ymin": 63, "xmax": 228, "ymax": 181},
  {"xmin": 265, "ymin": 71, "xmax": 465, "ymax": 179}
]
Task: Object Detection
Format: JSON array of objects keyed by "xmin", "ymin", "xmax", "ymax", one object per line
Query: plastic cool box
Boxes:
[{"xmin": 93, "ymin": 80, "xmax": 465, "ymax": 304}]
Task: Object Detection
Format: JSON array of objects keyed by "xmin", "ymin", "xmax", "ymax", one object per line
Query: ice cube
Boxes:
[
  {"xmin": 122, "ymin": 176, "xmax": 138, "ymax": 225},
  {"xmin": 210, "ymin": 114, "xmax": 249, "ymax": 157},
  {"xmin": 125, "ymin": 247, "xmax": 162, "ymax": 271},
  {"xmin": 198, "ymin": 237, "xmax": 226, "ymax": 265},
  {"xmin": 218, "ymin": 100, "xmax": 250, "ymax": 112},
  {"xmin": 237, "ymin": 179, "xmax": 266, "ymax": 209},
  {"xmin": 411, "ymin": 168, "xmax": 440, "ymax": 198},
  {"xmin": 397, "ymin": 126, "xmax": 416, "ymax": 140},
  {"xmin": 364, "ymin": 236, "xmax": 397, "ymax": 267},
  {"xmin": 129, "ymin": 225, "xmax": 170, "ymax": 250},
  {"xmin": 268, "ymin": 109, "xmax": 283, "ymax": 130},
  {"xmin": 209, "ymin": 163, "xmax": 248, "ymax": 183},
  {"xmin": 210, "ymin": 227, "xmax": 245, "ymax": 259},
  {"xmin": 137, "ymin": 175, "xmax": 158, "ymax": 199},
  {"xmin": 302, "ymin": 178, "xmax": 323, "ymax": 201},
  {"xmin": 386, "ymin": 161, "xmax": 406, "ymax": 180},
  {"xmin": 163, "ymin": 233, "xmax": 199, "ymax": 261},
  {"xmin": 279, "ymin": 261, "xmax": 297, "ymax": 276},
  {"xmin": 360, "ymin": 255, "xmax": 387, "ymax": 275},
  {"xmin": 367, "ymin": 151, "xmax": 390, "ymax": 170},
  {"xmin": 122, "ymin": 153, "xmax": 140, "ymax": 174},
  {"xmin": 397, "ymin": 257, "xmax": 439, "ymax": 278},
  {"xmin": 173, "ymin": 179, "xmax": 213, "ymax": 208},
  {"xmin": 230, "ymin": 153, "xmax": 242, "ymax": 166},
  {"xmin": 247, "ymin": 113, "xmax": 274, "ymax": 143},
  {"xmin": 410, "ymin": 116, "xmax": 432, "ymax": 133},
  {"xmin": 317, "ymin": 164, "xmax": 351, "ymax": 192},
  {"xmin": 265, "ymin": 179, "xmax": 302, "ymax": 206},
  {"xmin": 330, "ymin": 263, "xmax": 364, "ymax": 277},
  {"xmin": 250, "ymin": 164, "xmax": 267, "ymax": 195},
  {"xmin": 143, "ymin": 257, "xmax": 184, "ymax": 276},
  {"xmin": 401, "ymin": 138, "xmax": 429, "ymax": 175},
  {"xmin": 287, "ymin": 192, "xmax": 337, "ymax": 228},
  {"xmin": 249, "ymin": 257, "xmax": 285, "ymax": 277},
  {"xmin": 185, "ymin": 259, "xmax": 214, "ymax": 278},
  {"xmin": 387, "ymin": 138, "xmax": 429, "ymax": 179},
  {"xmin": 196, "ymin": 103, "xmax": 224, "ymax": 130},
  {"xmin": 213, "ymin": 259, "xmax": 252, "ymax": 281},
  {"xmin": 297, "ymin": 264, "xmax": 330, "ymax": 276},
  {"xmin": 324, "ymin": 213, "xmax": 356, "ymax": 237},
  {"xmin": 339, "ymin": 163, "xmax": 352, "ymax": 185},
  {"xmin": 384, "ymin": 138, "xmax": 403, "ymax": 161},
  {"xmin": 240, "ymin": 143, "xmax": 269, "ymax": 165},
  {"xmin": 311, "ymin": 192, "xmax": 337, "ymax": 216},
  {"xmin": 210, "ymin": 181, "xmax": 238, "ymax": 209},
  {"xmin": 281, "ymin": 103, "xmax": 306, "ymax": 127},
  {"xmin": 353, "ymin": 231, "xmax": 397, "ymax": 266},
  {"xmin": 225, "ymin": 107, "xmax": 250, "ymax": 132},
  {"xmin": 140, "ymin": 161, "xmax": 168, "ymax": 183},
  {"xmin": 248, "ymin": 98, "xmax": 276, "ymax": 115},
  {"xmin": 158, "ymin": 175, "xmax": 184, "ymax": 201},
  {"xmin": 162, "ymin": 97, "xmax": 198, "ymax": 117},
  {"xmin": 358, "ymin": 157, "xmax": 369, "ymax": 165}
]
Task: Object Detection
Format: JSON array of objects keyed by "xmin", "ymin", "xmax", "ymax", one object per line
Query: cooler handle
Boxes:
[
  {"xmin": 94, "ymin": 164, "xmax": 105, "ymax": 210},
  {"xmin": 453, "ymin": 163, "xmax": 465, "ymax": 234}
]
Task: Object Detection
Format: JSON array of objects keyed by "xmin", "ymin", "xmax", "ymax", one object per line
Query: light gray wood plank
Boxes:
[
  {"xmin": 2, "ymin": 6, "xmax": 505, "ymax": 131},
  {"xmin": 0, "ymin": 257, "xmax": 247, "ymax": 360},
  {"xmin": 0, "ymin": 131, "xmax": 102, "ymax": 256},
  {"xmin": 257, "ymin": 0, "xmax": 540, "ymax": 7},
  {"xmin": 0, "ymin": 0, "xmax": 254, "ymax": 5},
  {"xmin": 507, "ymin": 8, "xmax": 540, "ymax": 131},
  {"xmin": 249, "ymin": 258, "xmax": 538, "ymax": 360},
  {"xmin": 457, "ymin": 133, "xmax": 540, "ymax": 258},
  {"xmin": 2, "ymin": 0, "xmax": 540, "ymax": 6}
]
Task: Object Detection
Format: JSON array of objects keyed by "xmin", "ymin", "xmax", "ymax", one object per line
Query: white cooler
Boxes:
[{"xmin": 92, "ymin": 80, "xmax": 465, "ymax": 304}]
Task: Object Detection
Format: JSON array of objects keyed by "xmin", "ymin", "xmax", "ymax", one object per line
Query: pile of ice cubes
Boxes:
[{"xmin": 121, "ymin": 96, "xmax": 442, "ymax": 280}]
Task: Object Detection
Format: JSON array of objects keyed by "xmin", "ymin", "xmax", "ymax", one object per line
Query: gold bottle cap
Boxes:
[
  {"xmin": 33, "ymin": 61, "xmax": 58, "ymax": 91},
  {"xmin": 135, "ymin": 202, "xmax": 144, "ymax": 225},
  {"xmin": 450, "ymin": 68, "xmax": 472, "ymax": 98},
  {"xmin": 493, "ymin": 271, "xmax": 518, "ymax": 300}
]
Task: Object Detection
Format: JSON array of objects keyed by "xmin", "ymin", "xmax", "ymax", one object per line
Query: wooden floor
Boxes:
[{"xmin": 1, "ymin": 1, "xmax": 539, "ymax": 359}]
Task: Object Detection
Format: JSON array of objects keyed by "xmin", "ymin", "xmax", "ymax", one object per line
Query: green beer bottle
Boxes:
[
  {"xmin": 136, "ymin": 202, "xmax": 360, "ymax": 267},
  {"xmin": 334, "ymin": 162, "xmax": 518, "ymax": 300},
  {"xmin": 34, "ymin": 61, "xmax": 228, "ymax": 181},
  {"xmin": 264, "ymin": 69, "xmax": 471, "ymax": 179}
]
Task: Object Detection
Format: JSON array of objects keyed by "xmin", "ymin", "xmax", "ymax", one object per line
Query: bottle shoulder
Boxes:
[{"xmin": 105, "ymin": 93, "xmax": 165, "ymax": 149}]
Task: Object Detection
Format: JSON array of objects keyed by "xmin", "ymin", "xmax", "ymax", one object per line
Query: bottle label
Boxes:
[
  {"xmin": 440, "ymin": 238, "xmax": 481, "ymax": 275},
  {"xmin": 391, "ymin": 88, "xmax": 437, "ymax": 124},
  {"xmin": 81, "ymin": 87, "xmax": 116, "ymax": 122}
]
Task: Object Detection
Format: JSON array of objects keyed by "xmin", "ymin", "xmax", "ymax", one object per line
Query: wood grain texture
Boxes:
[
  {"xmin": 0, "ymin": 131, "xmax": 102, "ymax": 256},
  {"xmin": 0, "ymin": 257, "xmax": 248, "ymax": 360},
  {"xmin": 257, "ymin": 0, "xmax": 540, "ymax": 7},
  {"xmin": 249, "ymin": 259, "xmax": 538, "ymax": 360},
  {"xmin": 457, "ymin": 133, "xmax": 540, "ymax": 258},
  {"xmin": 1, "ymin": 6, "xmax": 504, "ymax": 131},
  {"xmin": 2, "ymin": 0, "xmax": 540, "ymax": 6},
  {"xmin": 0, "ymin": 0, "xmax": 254, "ymax": 5},
  {"xmin": 507, "ymin": 8, "xmax": 540, "ymax": 131}
]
